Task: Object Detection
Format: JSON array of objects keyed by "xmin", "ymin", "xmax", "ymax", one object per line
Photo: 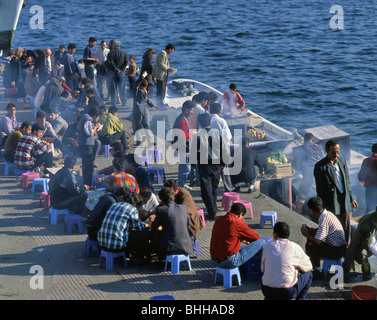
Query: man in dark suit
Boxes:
[
  {"xmin": 151, "ymin": 187, "xmax": 193, "ymax": 261},
  {"xmin": 32, "ymin": 48, "xmax": 56, "ymax": 84},
  {"xmin": 314, "ymin": 139, "xmax": 358, "ymax": 245}
]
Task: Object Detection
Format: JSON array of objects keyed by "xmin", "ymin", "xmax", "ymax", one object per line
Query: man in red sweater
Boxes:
[{"xmin": 210, "ymin": 203, "xmax": 266, "ymax": 269}]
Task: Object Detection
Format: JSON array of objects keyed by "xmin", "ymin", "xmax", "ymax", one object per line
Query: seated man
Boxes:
[
  {"xmin": 0, "ymin": 103, "xmax": 19, "ymax": 146},
  {"xmin": 210, "ymin": 202, "xmax": 266, "ymax": 269},
  {"xmin": 344, "ymin": 210, "xmax": 377, "ymax": 281},
  {"xmin": 35, "ymin": 110, "xmax": 58, "ymax": 145},
  {"xmin": 138, "ymin": 187, "xmax": 159, "ymax": 222},
  {"xmin": 164, "ymin": 179, "xmax": 203, "ymax": 237},
  {"xmin": 301, "ymin": 197, "xmax": 347, "ymax": 280},
  {"xmin": 46, "ymin": 107, "xmax": 68, "ymax": 150},
  {"xmin": 231, "ymin": 136, "xmax": 264, "ymax": 193},
  {"xmin": 124, "ymin": 153, "xmax": 154, "ymax": 191},
  {"xmin": 48, "ymin": 156, "xmax": 89, "ymax": 214},
  {"xmin": 4, "ymin": 121, "xmax": 31, "ymax": 163},
  {"xmin": 14, "ymin": 123, "xmax": 54, "ymax": 172},
  {"xmin": 99, "ymin": 157, "xmax": 139, "ymax": 193},
  {"xmin": 97, "ymin": 104, "xmax": 128, "ymax": 150},
  {"xmin": 60, "ymin": 116, "xmax": 81, "ymax": 157},
  {"xmin": 261, "ymin": 222, "xmax": 313, "ymax": 300},
  {"xmin": 97, "ymin": 192, "xmax": 148, "ymax": 258},
  {"xmin": 87, "ymin": 186, "xmax": 131, "ymax": 241},
  {"xmin": 151, "ymin": 187, "xmax": 194, "ymax": 261}
]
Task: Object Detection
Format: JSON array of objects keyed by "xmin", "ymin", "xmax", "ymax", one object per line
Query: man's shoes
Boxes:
[
  {"xmin": 247, "ymin": 185, "xmax": 256, "ymax": 193},
  {"xmin": 205, "ymin": 214, "xmax": 217, "ymax": 222},
  {"xmin": 184, "ymin": 184, "xmax": 193, "ymax": 191},
  {"xmin": 312, "ymin": 269, "xmax": 324, "ymax": 281},
  {"xmin": 363, "ymin": 273, "xmax": 373, "ymax": 281},
  {"xmin": 233, "ymin": 186, "xmax": 241, "ymax": 193}
]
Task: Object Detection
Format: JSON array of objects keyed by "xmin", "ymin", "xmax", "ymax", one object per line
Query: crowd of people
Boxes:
[{"xmin": 1, "ymin": 38, "xmax": 376, "ymax": 300}]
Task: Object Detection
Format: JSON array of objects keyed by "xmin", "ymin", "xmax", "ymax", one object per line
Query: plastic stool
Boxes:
[
  {"xmin": 233, "ymin": 200, "xmax": 253, "ymax": 219},
  {"xmin": 214, "ymin": 267, "xmax": 242, "ymax": 288},
  {"xmin": 150, "ymin": 295, "xmax": 175, "ymax": 300},
  {"xmin": 259, "ymin": 211, "xmax": 277, "ymax": 229},
  {"xmin": 31, "ymin": 178, "xmax": 50, "ymax": 193},
  {"xmin": 84, "ymin": 237, "xmax": 101, "ymax": 258},
  {"xmin": 99, "ymin": 250, "xmax": 127, "ymax": 272},
  {"xmin": 148, "ymin": 147, "xmax": 164, "ymax": 163},
  {"xmin": 21, "ymin": 172, "xmax": 40, "ymax": 189},
  {"xmin": 261, "ymin": 236, "xmax": 273, "ymax": 243},
  {"xmin": 193, "ymin": 238, "xmax": 200, "ymax": 258},
  {"xmin": 4, "ymin": 162, "xmax": 17, "ymax": 176},
  {"xmin": 100, "ymin": 144, "xmax": 111, "ymax": 158},
  {"xmin": 39, "ymin": 191, "xmax": 50, "ymax": 209},
  {"xmin": 165, "ymin": 254, "xmax": 192, "ymax": 274},
  {"xmin": 48, "ymin": 207, "xmax": 69, "ymax": 225},
  {"xmin": 196, "ymin": 207, "xmax": 205, "ymax": 226},
  {"xmin": 14, "ymin": 167, "xmax": 32, "ymax": 183},
  {"xmin": 65, "ymin": 214, "xmax": 83, "ymax": 234},
  {"xmin": 137, "ymin": 154, "xmax": 151, "ymax": 167},
  {"xmin": 148, "ymin": 167, "xmax": 166, "ymax": 184},
  {"xmin": 241, "ymin": 252, "xmax": 262, "ymax": 280},
  {"xmin": 322, "ymin": 258, "xmax": 343, "ymax": 277},
  {"xmin": 221, "ymin": 192, "xmax": 240, "ymax": 212}
]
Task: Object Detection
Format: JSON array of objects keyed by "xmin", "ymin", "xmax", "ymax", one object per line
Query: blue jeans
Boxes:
[
  {"xmin": 108, "ymin": 72, "xmax": 127, "ymax": 107},
  {"xmin": 212, "ymin": 239, "xmax": 267, "ymax": 269},
  {"xmin": 365, "ymin": 186, "xmax": 377, "ymax": 213},
  {"xmin": 65, "ymin": 75, "xmax": 79, "ymax": 92},
  {"xmin": 262, "ymin": 271, "xmax": 313, "ymax": 300},
  {"xmin": 178, "ymin": 152, "xmax": 191, "ymax": 188}
]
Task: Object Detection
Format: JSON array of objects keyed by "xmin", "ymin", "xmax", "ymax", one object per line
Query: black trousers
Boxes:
[
  {"xmin": 79, "ymin": 141, "xmax": 101, "ymax": 187},
  {"xmin": 51, "ymin": 191, "xmax": 88, "ymax": 215},
  {"xmin": 198, "ymin": 164, "xmax": 222, "ymax": 219},
  {"xmin": 305, "ymin": 240, "xmax": 346, "ymax": 268},
  {"xmin": 156, "ymin": 77, "xmax": 168, "ymax": 107}
]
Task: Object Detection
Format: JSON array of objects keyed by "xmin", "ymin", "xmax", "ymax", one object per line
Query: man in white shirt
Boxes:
[
  {"xmin": 262, "ymin": 221, "xmax": 313, "ymax": 300},
  {"xmin": 94, "ymin": 40, "xmax": 110, "ymax": 99}
]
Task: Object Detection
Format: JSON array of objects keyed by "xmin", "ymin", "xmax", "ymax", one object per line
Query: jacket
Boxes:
[
  {"xmin": 49, "ymin": 167, "xmax": 82, "ymax": 205},
  {"xmin": 152, "ymin": 50, "xmax": 169, "ymax": 81}
]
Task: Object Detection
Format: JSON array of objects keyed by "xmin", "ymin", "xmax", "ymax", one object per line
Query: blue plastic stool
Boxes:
[
  {"xmin": 99, "ymin": 250, "xmax": 127, "ymax": 272},
  {"xmin": 65, "ymin": 214, "xmax": 83, "ymax": 234},
  {"xmin": 193, "ymin": 238, "xmax": 200, "ymax": 259},
  {"xmin": 148, "ymin": 167, "xmax": 166, "ymax": 184},
  {"xmin": 137, "ymin": 154, "xmax": 151, "ymax": 167},
  {"xmin": 214, "ymin": 267, "xmax": 242, "ymax": 288},
  {"xmin": 150, "ymin": 295, "xmax": 175, "ymax": 300},
  {"xmin": 84, "ymin": 237, "xmax": 101, "ymax": 258},
  {"xmin": 48, "ymin": 207, "xmax": 69, "ymax": 225},
  {"xmin": 241, "ymin": 252, "xmax": 262, "ymax": 280},
  {"xmin": 4, "ymin": 162, "xmax": 16, "ymax": 176},
  {"xmin": 322, "ymin": 258, "xmax": 343, "ymax": 277},
  {"xmin": 261, "ymin": 236, "xmax": 273, "ymax": 243},
  {"xmin": 31, "ymin": 178, "xmax": 50, "ymax": 193},
  {"xmin": 259, "ymin": 211, "xmax": 277, "ymax": 229},
  {"xmin": 100, "ymin": 144, "xmax": 111, "ymax": 158},
  {"xmin": 148, "ymin": 147, "xmax": 164, "ymax": 162},
  {"xmin": 165, "ymin": 254, "xmax": 192, "ymax": 274}
]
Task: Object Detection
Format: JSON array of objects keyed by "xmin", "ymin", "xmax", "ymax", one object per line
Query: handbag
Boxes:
[{"xmin": 6, "ymin": 87, "xmax": 18, "ymax": 96}]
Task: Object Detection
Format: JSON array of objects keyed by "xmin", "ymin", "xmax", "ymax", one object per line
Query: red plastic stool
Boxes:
[
  {"xmin": 20, "ymin": 172, "xmax": 40, "ymax": 189},
  {"xmin": 233, "ymin": 200, "xmax": 253, "ymax": 219},
  {"xmin": 221, "ymin": 192, "xmax": 240, "ymax": 212},
  {"xmin": 39, "ymin": 191, "xmax": 50, "ymax": 210}
]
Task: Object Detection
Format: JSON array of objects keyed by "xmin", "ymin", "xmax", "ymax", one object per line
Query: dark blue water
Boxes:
[{"xmin": 11, "ymin": 0, "xmax": 377, "ymax": 156}]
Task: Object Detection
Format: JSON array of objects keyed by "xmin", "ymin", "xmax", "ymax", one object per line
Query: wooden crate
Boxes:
[{"xmin": 267, "ymin": 162, "xmax": 292, "ymax": 178}]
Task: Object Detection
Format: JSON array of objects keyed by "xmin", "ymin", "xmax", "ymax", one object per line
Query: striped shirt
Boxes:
[
  {"xmin": 315, "ymin": 209, "xmax": 346, "ymax": 247},
  {"xmin": 14, "ymin": 134, "xmax": 50, "ymax": 170},
  {"xmin": 97, "ymin": 202, "xmax": 145, "ymax": 250},
  {"xmin": 104, "ymin": 171, "xmax": 140, "ymax": 193}
]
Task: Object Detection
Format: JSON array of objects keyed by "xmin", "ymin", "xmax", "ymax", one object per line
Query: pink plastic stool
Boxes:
[
  {"xmin": 20, "ymin": 172, "xmax": 40, "ymax": 189},
  {"xmin": 233, "ymin": 200, "xmax": 253, "ymax": 219},
  {"xmin": 221, "ymin": 192, "xmax": 240, "ymax": 212},
  {"xmin": 196, "ymin": 207, "xmax": 205, "ymax": 227},
  {"xmin": 39, "ymin": 191, "xmax": 50, "ymax": 210}
]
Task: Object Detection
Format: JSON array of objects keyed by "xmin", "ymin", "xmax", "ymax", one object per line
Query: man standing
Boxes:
[
  {"xmin": 83, "ymin": 37, "xmax": 98, "ymax": 81},
  {"xmin": 358, "ymin": 143, "xmax": 377, "ymax": 213},
  {"xmin": 314, "ymin": 139, "xmax": 357, "ymax": 245},
  {"xmin": 63, "ymin": 43, "xmax": 79, "ymax": 91},
  {"xmin": 210, "ymin": 203, "xmax": 266, "ymax": 269},
  {"xmin": 261, "ymin": 222, "xmax": 313, "ymax": 300},
  {"xmin": 4, "ymin": 121, "xmax": 31, "ymax": 163},
  {"xmin": 173, "ymin": 100, "xmax": 195, "ymax": 189},
  {"xmin": 49, "ymin": 156, "xmax": 89, "ymax": 215},
  {"xmin": 221, "ymin": 83, "xmax": 245, "ymax": 115},
  {"xmin": 301, "ymin": 197, "xmax": 347, "ymax": 280},
  {"xmin": 152, "ymin": 44, "xmax": 176, "ymax": 108},
  {"xmin": 94, "ymin": 40, "xmax": 110, "ymax": 99},
  {"xmin": 105, "ymin": 40, "xmax": 128, "ymax": 107},
  {"xmin": 33, "ymin": 48, "xmax": 55, "ymax": 85}
]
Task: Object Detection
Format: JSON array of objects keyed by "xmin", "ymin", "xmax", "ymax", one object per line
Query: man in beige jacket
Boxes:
[{"xmin": 152, "ymin": 44, "xmax": 176, "ymax": 108}]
